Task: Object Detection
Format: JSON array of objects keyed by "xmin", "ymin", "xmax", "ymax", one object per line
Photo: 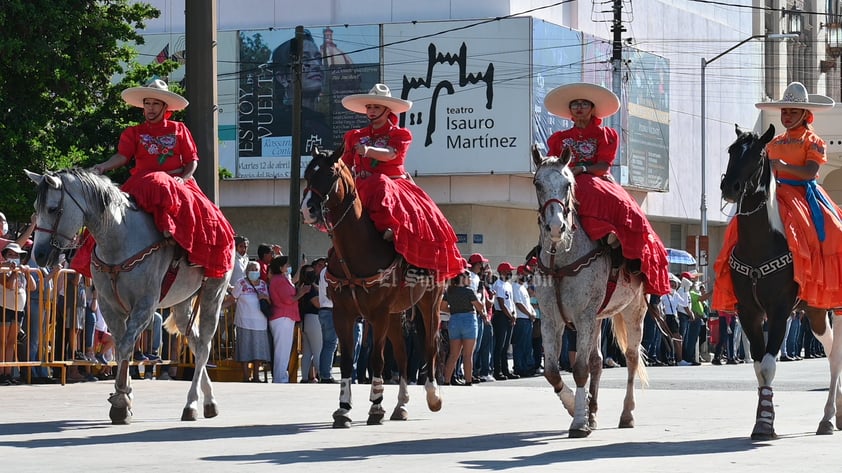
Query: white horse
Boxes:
[
  {"xmin": 26, "ymin": 169, "xmax": 232, "ymax": 424},
  {"xmin": 531, "ymin": 147, "xmax": 649, "ymax": 438}
]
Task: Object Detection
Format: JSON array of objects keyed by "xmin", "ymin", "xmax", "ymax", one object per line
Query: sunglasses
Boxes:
[{"xmin": 569, "ymin": 100, "xmax": 593, "ymax": 110}]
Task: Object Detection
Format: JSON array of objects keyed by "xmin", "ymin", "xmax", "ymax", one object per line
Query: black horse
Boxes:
[{"xmin": 720, "ymin": 124, "xmax": 842, "ymax": 439}]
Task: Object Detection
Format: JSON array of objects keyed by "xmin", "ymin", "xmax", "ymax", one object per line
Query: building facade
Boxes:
[{"xmin": 136, "ymin": 0, "xmax": 839, "ymax": 282}]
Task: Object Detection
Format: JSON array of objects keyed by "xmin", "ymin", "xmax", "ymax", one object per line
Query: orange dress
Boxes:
[{"xmin": 713, "ymin": 125, "xmax": 842, "ymax": 310}]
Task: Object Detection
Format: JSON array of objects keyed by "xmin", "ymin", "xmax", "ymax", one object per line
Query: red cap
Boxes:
[
  {"xmin": 468, "ymin": 253, "xmax": 489, "ymax": 265},
  {"xmin": 516, "ymin": 265, "xmax": 530, "ymax": 276},
  {"xmin": 527, "ymin": 257, "xmax": 539, "ymax": 267},
  {"xmin": 681, "ymin": 271, "xmax": 700, "ymax": 280},
  {"xmin": 497, "ymin": 262, "xmax": 516, "ymax": 274}
]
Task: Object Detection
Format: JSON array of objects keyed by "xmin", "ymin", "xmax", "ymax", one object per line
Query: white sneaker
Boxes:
[
  {"xmin": 677, "ymin": 360, "xmax": 693, "ymax": 366},
  {"xmin": 482, "ymin": 375, "xmax": 495, "ymax": 382}
]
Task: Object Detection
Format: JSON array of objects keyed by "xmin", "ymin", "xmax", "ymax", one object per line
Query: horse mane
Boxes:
[
  {"xmin": 36, "ymin": 168, "xmax": 130, "ymax": 226},
  {"xmin": 728, "ymin": 131, "xmax": 784, "ymax": 235}
]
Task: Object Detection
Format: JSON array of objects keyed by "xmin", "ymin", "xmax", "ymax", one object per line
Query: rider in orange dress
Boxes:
[
  {"xmin": 543, "ymin": 83, "xmax": 670, "ymax": 296},
  {"xmin": 713, "ymin": 82, "xmax": 842, "ymax": 310},
  {"xmin": 71, "ymin": 80, "xmax": 234, "ymax": 279},
  {"xmin": 339, "ymin": 84, "xmax": 463, "ymax": 280}
]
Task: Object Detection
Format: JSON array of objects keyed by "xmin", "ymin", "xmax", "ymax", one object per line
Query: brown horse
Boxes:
[
  {"xmin": 300, "ymin": 146, "xmax": 443, "ymax": 428},
  {"xmin": 720, "ymin": 125, "xmax": 842, "ymax": 439}
]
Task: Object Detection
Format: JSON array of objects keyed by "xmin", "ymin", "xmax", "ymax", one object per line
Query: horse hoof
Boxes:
[
  {"xmin": 619, "ymin": 415, "xmax": 635, "ymax": 429},
  {"xmin": 181, "ymin": 407, "xmax": 198, "ymax": 421},
  {"xmin": 750, "ymin": 426, "xmax": 778, "ymax": 441},
  {"xmin": 568, "ymin": 428, "xmax": 591, "ymax": 438},
  {"xmin": 109, "ymin": 406, "xmax": 132, "ymax": 425},
  {"xmin": 390, "ymin": 407, "xmax": 409, "ymax": 421},
  {"xmin": 367, "ymin": 413, "xmax": 385, "ymax": 425},
  {"xmin": 204, "ymin": 403, "xmax": 219, "ymax": 419},
  {"xmin": 333, "ymin": 414, "xmax": 352, "ymax": 428},
  {"xmin": 816, "ymin": 420, "xmax": 835, "ymax": 435},
  {"xmin": 588, "ymin": 416, "xmax": 598, "ymax": 430}
]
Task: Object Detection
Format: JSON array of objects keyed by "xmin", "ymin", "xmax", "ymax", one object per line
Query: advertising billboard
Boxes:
[{"xmin": 383, "ymin": 18, "xmax": 532, "ymax": 175}]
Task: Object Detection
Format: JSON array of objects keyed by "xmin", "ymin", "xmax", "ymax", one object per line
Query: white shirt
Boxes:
[
  {"xmin": 318, "ymin": 266, "xmax": 333, "ymax": 309},
  {"xmin": 232, "ymin": 276, "xmax": 269, "ymax": 331},
  {"xmin": 492, "ymin": 278, "xmax": 514, "ymax": 314},
  {"xmin": 231, "ymin": 251, "xmax": 249, "ymax": 286},
  {"xmin": 513, "ymin": 281, "xmax": 533, "ymax": 319}
]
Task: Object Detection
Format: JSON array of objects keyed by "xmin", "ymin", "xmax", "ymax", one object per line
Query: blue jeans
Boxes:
[
  {"xmin": 474, "ymin": 318, "xmax": 493, "ymax": 377},
  {"xmin": 683, "ymin": 317, "xmax": 701, "ymax": 362},
  {"xmin": 491, "ymin": 311, "xmax": 513, "ymax": 375},
  {"xmin": 146, "ymin": 311, "xmax": 162, "ymax": 354},
  {"xmin": 786, "ymin": 317, "xmax": 801, "ymax": 357},
  {"xmin": 317, "ymin": 308, "xmax": 338, "ymax": 380},
  {"xmin": 511, "ymin": 318, "xmax": 533, "ymax": 373}
]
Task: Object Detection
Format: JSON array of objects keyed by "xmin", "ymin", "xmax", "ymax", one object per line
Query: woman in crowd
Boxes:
[
  {"xmin": 267, "ymin": 256, "xmax": 306, "ymax": 383},
  {"xmin": 543, "ymin": 82, "xmax": 670, "ymax": 297},
  {"xmin": 232, "ymin": 260, "xmax": 272, "ymax": 382},
  {"xmin": 0, "ymin": 243, "xmax": 36, "ymax": 385},
  {"xmin": 442, "ymin": 267, "xmax": 484, "ymax": 386},
  {"xmin": 297, "ymin": 264, "xmax": 322, "ymax": 382}
]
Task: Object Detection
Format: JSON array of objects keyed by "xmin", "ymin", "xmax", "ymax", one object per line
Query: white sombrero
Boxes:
[
  {"xmin": 544, "ymin": 82, "xmax": 620, "ymax": 120},
  {"xmin": 121, "ymin": 79, "xmax": 189, "ymax": 111},
  {"xmin": 755, "ymin": 81, "xmax": 834, "ymax": 112},
  {"xmin": 341, "ymin": 84, "xmax": 412, "ymax": 114}
]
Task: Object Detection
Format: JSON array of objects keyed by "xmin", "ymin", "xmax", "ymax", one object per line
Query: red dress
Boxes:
[
  {"xmin": 547, "ymin": 118, "xmax": 670, "ymax": 295},
  {"xmin": 341, "ymin": 120, "xmax": 462, "ymax": 280},
  {"xmin": 71, "ymin": 120, "xmax": 234, "ymax": 279}
]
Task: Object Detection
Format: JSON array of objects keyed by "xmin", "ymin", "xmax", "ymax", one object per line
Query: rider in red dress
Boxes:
[
  {"xmin": 339, "ymin": 84, "xmax": 462, "ymax": 280},
  {"xmin": 543, "ymin": 82, "xmax": 670, "ymax": 296},
  {"xmin": 71, "ymin": 80, "xmax": 234, "ymax": 279}
]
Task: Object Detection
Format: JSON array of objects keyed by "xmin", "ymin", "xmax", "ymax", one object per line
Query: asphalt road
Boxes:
[{"xmin": 1, "ymin": 358, "xmax": 839, "ymax": 472}]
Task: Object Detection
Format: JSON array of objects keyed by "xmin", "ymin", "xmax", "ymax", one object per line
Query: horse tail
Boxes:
[
  {"xmin": 611, "ymin": 313, "xmax": 649, "ymax": 387},
  {"xmin": 163, "ymin": 313, "xmax": 182, "ymax": 336}
]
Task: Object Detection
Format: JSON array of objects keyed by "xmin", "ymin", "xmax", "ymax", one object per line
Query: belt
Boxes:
[{"xmin": 354, "ymin": 169, "xmax": 407, "ymax": 180}]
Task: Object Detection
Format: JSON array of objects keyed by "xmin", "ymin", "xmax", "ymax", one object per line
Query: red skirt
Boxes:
[
  {"xmin": 357, "ymin": 174, "xmax": 463, "ymax": 280},
  {"xmin": 575, "ymin": 174, "xmax": 671, "ymax": 295},
  {"xmin": 713, "ymin": 183, "xmax": 842, "ymax": 311},
  {"xmin": 70, "ymin": 171, "xmax": 234, "ymax": 279}
]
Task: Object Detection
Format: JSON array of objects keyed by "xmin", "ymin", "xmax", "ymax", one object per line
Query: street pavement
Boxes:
[{"xmin": 1, "ymin": 358, "xmax": 840, "ymax": 472}]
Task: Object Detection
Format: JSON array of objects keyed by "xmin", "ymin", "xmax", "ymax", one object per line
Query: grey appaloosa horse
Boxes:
[
  {"xmin": 531, "ymin": 146, "xmax": 648, "ymax": 438},
  {"xmin": 26, "ymin": 168, "xmax": 231, "ymax": 424}
]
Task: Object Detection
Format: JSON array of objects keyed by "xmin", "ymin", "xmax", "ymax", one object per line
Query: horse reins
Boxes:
[{"xmin": 33, "ymin": 176, "xmax": 86, "ymax": 250}]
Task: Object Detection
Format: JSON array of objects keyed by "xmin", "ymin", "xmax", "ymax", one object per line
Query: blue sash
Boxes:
[{"xmin": 777, "ymin": 178, "xmax": 839, "ymax": 242}]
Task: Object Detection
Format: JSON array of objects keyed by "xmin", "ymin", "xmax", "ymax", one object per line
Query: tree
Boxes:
[{"xmin": 0, "ymin": 0, "xmax": 179, "ymax": 224}]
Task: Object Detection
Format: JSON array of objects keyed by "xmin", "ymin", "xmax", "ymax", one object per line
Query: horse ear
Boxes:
[
  {"xmin": 559, "ymin": 147, "xmax": 572, "ymax": 167},
  {"xmin": 311, "ymin": 146, "xmax": 320, "ymax": 158},
  {"xmin": 331, "ymin": 144, "xmax": 344, "ymax": 164},
  {"xmin": 44, "ymin": 174, "xmax": 61, "ymax": 189},
  {"xmin": 734, "ymin": 124, "xmax": 743, "ymax": 137},
  {"xmin": 531, "ymin": 144, "xmax": 544, "ymax": 167},
  {"xmin": 24, "ymin": 169, "xmax": 44, "ymax": 186},
  {"xmin": 760, "ymin": 123, "xmax": 775, "ymax": 144}
]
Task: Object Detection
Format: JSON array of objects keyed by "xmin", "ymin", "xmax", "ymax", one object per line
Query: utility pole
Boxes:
[
  {"xmin": 288, "ymin": 26, "xmax": 305, "ymax": 270},
  {"xmin": 610, "ymin": 0, "xmax": 626, "ymax": 182},
  {"xmin": 184, "ymin": 0, "xmax": 219, "ymax": 203}
]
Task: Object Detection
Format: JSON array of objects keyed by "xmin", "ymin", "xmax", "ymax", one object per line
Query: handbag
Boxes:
[{"xmin": 247, "ymin": 279, "xmax": 273, "ymax": 319}]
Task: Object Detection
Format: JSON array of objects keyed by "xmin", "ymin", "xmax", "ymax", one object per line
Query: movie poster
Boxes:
[{"xmin": 237, "ymin": 25, "xmax": 380, "ymax": 178}]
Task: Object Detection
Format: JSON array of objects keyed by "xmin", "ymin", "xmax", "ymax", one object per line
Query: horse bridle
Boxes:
[
  {"xmin": 304, "ymin": 164, "xmax": 357, "ymax": 236},
  {"xmin": 33, "ymin": 174, "xmax": 85, "ymax": 251},
  {"xmin": 727, "ymin": 144, "xmax": 769, "ymax": 218}
]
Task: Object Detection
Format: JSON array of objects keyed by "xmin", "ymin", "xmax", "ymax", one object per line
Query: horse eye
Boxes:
[{"xmin": 47, "ymin": 206, "xmax": 59, "ymax": 213}]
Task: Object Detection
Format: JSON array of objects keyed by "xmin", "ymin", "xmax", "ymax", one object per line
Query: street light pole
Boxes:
[{"xmin": 699, "ymin": 33, "xmax": 797, "ymax": 278}]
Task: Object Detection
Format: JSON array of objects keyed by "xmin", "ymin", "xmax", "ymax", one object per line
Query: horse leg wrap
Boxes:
[
  {"xmin": 339, "ymin": 378, "xmax": 353, "ymax": 410},
  {"xmin": 756, "ymin": 386, "xmax": 775, "ymax": 426},
  {"xmin": 369, "ymin": 377, "xmax": 385, "ymax": 405},
  {"xmin": 108, "ymin": 390, "xmax": 133, "ymax": 409}
]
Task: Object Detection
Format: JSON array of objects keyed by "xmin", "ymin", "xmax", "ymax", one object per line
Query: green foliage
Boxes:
[
  {"xmin": 0, "ymin": 0, "xmax": 178, "ymax": 221},
  {"xmin": 218, "ymin": 167, "xmax": 234, "ymax": 180}
]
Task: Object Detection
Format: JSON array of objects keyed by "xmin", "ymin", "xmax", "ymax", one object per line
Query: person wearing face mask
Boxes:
[
  {"xmin": 231, "ymin": 260, "xmax": 272, "ymax": 383},
  {"xmin": 267, "ymin": 255, "xmax": 308, "ymax": 383},
  {"xmin": 714, "ymin": 81, "xmax": 842, "ymax": 312},
  {"xmin": 0, "ymin": 243, "xmax": 36, "ymax": 385}
]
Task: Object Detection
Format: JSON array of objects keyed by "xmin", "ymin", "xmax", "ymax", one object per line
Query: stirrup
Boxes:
[{"xmin": 383, "ymin": 228, "xmax": 394, "ymax": 242}]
